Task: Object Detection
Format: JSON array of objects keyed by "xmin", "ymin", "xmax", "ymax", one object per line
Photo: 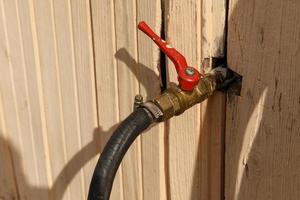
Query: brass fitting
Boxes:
[
  {"xmin": 140, "ymin": 66, "xmax": 240, "ymax": 122},
  {"xmin": 150, "ymin": 74, "xmax": 216, "ymax": 121}
]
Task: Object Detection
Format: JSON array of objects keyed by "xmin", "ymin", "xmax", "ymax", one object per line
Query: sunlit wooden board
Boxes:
[
  {"xmin": 136, "ymin": 1, "xmax": 167, "ymax": 199},
  {"xmin": 90, "ymin": 0, "xmax": 123, "ymax": 199},
  {"xmin": 226, "ymin": 0, "xmax": 300, "ymax": 199},
  {"xmin": 166, "ymin": 0, "xmax": 226, "ymax": 199}
]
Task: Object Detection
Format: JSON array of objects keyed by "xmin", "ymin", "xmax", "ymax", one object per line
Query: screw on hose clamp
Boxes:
[
  {"xmin": 141, "ymin": 102, "xmax": 163, "ymax": 120},
  {"xmin": 133, "ymin": 95, "xmax": 163, "ymax": 120}
]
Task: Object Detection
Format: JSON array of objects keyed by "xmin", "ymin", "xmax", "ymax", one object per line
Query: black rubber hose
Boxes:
[{"xmin": 88, "ymin": 108, "xmax": 154, "ymax": 200}]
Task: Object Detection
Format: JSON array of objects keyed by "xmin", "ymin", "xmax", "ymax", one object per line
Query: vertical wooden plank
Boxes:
[
  {"xmin": 0, "ymin": 0, "xmax": 51, "ymax": 199},
  {"xmin": 68, "ymin": 0, "xmax": 99, "ymax": 198},
  {"xmin": 200, "ymin": 0, "xmax": 226, "ymax": 199},
  {"xmin": 1, "ymin": 0, "xmax": 40, "ymax": 192},
  {"xmin": 226, "ymin": 0, "xmax": 300, "ymax": 199},
  {"xmin": 92, "ymin": 1, "xmax": 166, "ymax": 199},
  {"xmin": 1, "ymin": 0, "xmax": 110, "ymax": 199},
  {"xmin": 113, "ymin": 1, "xmax": 143, "ymax": 199},
  {"xmin": 165, "ymin": 1, "xmax": 202, "ymax": 199},
  {"xmin": 136, "ymin": 1, "xmax": 167, "ymax": 200},
  {"xmin": 202, "ymin": 0, "xmax": 226, "ymax": 58},
  {"xmin": 166, "ymin": 0, "xmax": 227, "ymax": 199},
  {"xmin": 0, "ymin": 65, "xmax": 18, "ymax": 199},
  {"xmin": 90, "ymin": 0, "xmax": 123, "ymax": 199},
  {"xmin": 16, "ymin": 1, "xmax": 52, "ymax": 197},
  {"xmin": 31, "ymin": 0, "xmax": 72, "ymax": 199},
  {"xmin": 51, "ymin": 0, "xmax": 85, "ymax": 199}
]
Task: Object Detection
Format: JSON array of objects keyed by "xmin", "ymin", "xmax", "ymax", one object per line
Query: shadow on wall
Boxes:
[
  {"xmin": 224, "ymin": 0, "xmax": 300, "ymax": 199},
  {"xmin": 115, "ymin": 47, "xmax": 161, "ymax": 100},
  {"xmin": 113, "ymin": 1, "xmax": 300, "ymax": 199},
  {"xmin": 0, "ymin": 48, "xmax": 160, "ymax": 200},
  {"xmin": 115, "ymin": 46, "xmax": 226, "ymax": 199},
  {"xmin": 3, "ymin": 0, "xmax": 300, "ymax": 199},
  {"xmin": 0, "ymin": 48, "xmax": 161, "ymax": 200},
  {"xmin": 0, "ymin": 125, "xmax": 119, "ymax": 200}
]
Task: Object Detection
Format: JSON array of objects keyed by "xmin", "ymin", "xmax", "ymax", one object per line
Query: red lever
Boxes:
[{"xmin": 138, "ymin": 21, "xmax": 201, "ymax": 91}]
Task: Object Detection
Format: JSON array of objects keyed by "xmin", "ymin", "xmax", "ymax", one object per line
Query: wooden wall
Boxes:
[
  {"xmin": 3, "ymin": 0, "xmax": 300, "ymax": 200},
  {"xmin": 0, "ymin": 0, "xmax": 97, "ymax": 199},
  {"xmin": 225, "ymin": 0, "xmax": 300, "ymax": 199},
  {"xmin": 0, "ymin": 0, "xmax": 226, "ymax": 199}
]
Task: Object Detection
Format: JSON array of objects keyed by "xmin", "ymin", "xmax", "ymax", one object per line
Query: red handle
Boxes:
[{"xmin": 138, "ymin": 21, "xmax": 200, "ymax": 91}]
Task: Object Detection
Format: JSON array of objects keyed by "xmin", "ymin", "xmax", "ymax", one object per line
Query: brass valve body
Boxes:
[{"xmin": 151, "ymin": 74, "xmax": 217, "ymax": 121}]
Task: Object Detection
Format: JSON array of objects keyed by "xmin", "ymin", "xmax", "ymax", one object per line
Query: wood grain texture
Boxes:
[
  {"xmin": 226, "ymin": 0, "xmax": 300, "ymax": 199},
  {"xmin": 165, "ymin": 1, "xmax": 203, "ymax": 199},
  {"xmin": 0, "ymin": 4, "xmax": 20, "ymax": 198},
  {"xmin": 52, "ymin": 0, "xmax": 86, "ymax": 199},
  {"xmin": 68, "ymin": 0, "xmax": 98, "ymax": 198},
  {"xmin": 90, "ymin": 0, "xmax": 123, "ymax": 199},
  {"xmin": 0, "ymin": 0, "xmax": 229, "ymax": 199},
  {"xmin": 32, "ymin": 0, "xmax": 72, "ymax": 198},
  {"xmin": 0, "ymin": 0, "xmax": 51, "ymax": 199},
  {"xmin": 89, "ymin": 0, "xmax": 119, "ymax": 146},
  {"xmin": 202, "ymin": 0, "xmax": 226, "ymax": 59},
  {"xmin": 0, "ymin": 97, "xmax": 19, "ymax": 199},
  {"xmin": 0, "ymin": 0, "xmax": 98, "ymax": 199},
  {"xmin": 15, "ymin": 1, "xmax": 52, "ymax": 195},
  {"xmin": 165, "ymin": 0, "xmax": 226, "ymax": 199},
  {"xmin": 200, "ymin": 1, "xmax": 226, "ymax": 199},
  {"xmin": 114, "ymin": 0, "xmax": 143, "ymax": 199},
  {"xmin": 136, "ymin": 1, "xmax": 167, "ymax": 200}
]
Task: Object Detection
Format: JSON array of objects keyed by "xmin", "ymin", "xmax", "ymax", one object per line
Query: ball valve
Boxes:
[
  {"xmin": 138, "ymin": 21, "xmax": 201, "ymax": 91},
  {"xmin": 88, "ymin": 21, "xmax": 242, "ymax": 200}
]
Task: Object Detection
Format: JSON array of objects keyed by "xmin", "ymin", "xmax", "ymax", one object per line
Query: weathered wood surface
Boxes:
[
  {"xmin": 136, "ymin": 1, "xmax": 167, "ymax": 200},
  {"xmin": 165, "ymin": 0, "xmax": 203, "ymax": 198},
  {"xmin": 165, "ymin": 0, "xmax": 226, "ymax": 199},
  {"xmin": 226, "ymin": 0, "xmax": 300, "ymax": 199},
  {"xmin": 0, "ymin": 0, "xmax": 226, "ymax": 199},
  {"xmin": 201, "ymin": 0, "xmax": 227, "ymax": 199}
]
